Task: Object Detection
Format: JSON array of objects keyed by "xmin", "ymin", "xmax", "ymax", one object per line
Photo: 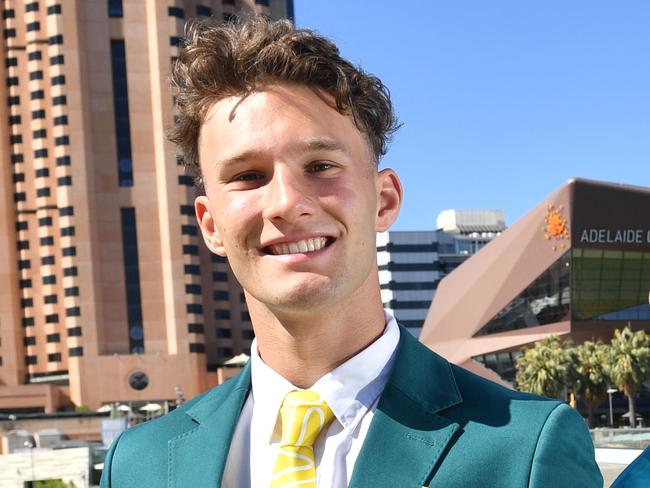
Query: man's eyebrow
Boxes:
[{"xmin": 215, "ymin": 139, "xmax": 350, "ymax": 169}]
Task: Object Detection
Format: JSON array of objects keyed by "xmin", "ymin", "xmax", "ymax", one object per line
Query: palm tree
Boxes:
[
  {"xmin": 604, "ymin": 325, "xmax": 650, "ymax": 428},
  {"xmin": 574, "ymin": 340, "xmax": 608, "ymax": 428},
  {"xmin": 515, "ymin": 335, "xmax": 574, "ymax": 399}
]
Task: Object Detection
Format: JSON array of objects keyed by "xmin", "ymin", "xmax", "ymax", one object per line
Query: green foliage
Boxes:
[
  {"xmin": 574, "ymin": 340, "xmax": 609, "ymax": 408},
  {"xmin": 35, "ymin": 480, "xmax": 77, "ymax": 488},
  {"xmin": 515, "ymin": 335, "xmax": 574, "ymax": 399},
  {"xmin": 74, "ymin": 404, "xmax": 90, "ymax": 413}
]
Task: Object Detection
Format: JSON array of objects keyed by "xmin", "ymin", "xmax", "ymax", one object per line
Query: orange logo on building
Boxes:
[{"xmin": 542, "ymin": 204, "xmax": 569, "ymax": 251}]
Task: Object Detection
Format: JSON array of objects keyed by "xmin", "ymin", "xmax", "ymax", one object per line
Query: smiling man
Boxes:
[{"xmin": 100, "ymin": 16, "xmax": 602, "ymax": 488}]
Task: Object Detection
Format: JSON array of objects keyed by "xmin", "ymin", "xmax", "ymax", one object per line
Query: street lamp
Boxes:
[
  {"xmin": 607, "ymin": 388, "xmax": 618, "ymax": 427},
  {"xmin": 23, "ymin": 439, "xmax": 35, "ymax": 487}
]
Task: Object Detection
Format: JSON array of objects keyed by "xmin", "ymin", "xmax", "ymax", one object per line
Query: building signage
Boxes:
[{"xmin": 579, "ymin": 229, "xmax": 650, "ymax": 245}]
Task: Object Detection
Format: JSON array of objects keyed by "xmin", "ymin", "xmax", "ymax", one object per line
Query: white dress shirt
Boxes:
[{"xmin": 221, "ymin": 311, "xmax": 400, "ymax": 488}]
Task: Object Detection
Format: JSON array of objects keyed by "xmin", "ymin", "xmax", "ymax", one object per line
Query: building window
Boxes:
[
  {"xmin": 64, "ymin": 286, "xmax": 79, "ymax": 296},
  {"xmin": 48, "ymin": 353, "xmax": 62, "ymax": 362},
  {"xmin": 180, "ymin": 205, "xmax": 194, "ymax": 216},
  {"xmin": 48, "ymin": 34, "xmax": 64, "ymax": 45},
  {"xmin": 108, "ymin": 0, "xmax": 123, "ymax": 17},
  {"xmin": 16, "ymin": 221, "xmax": 28, "ymax": 231},
  {"xmin": 13, "ymin": 173, "xmax": 25, "ymax": 183},
  {"xmin": 170, "ymin": 36, "xmax": 183, "ymax": 47},
  {"xmin": 215, "ymin": 309, "xmax": 230, "ymax": 320},
  {"xmin": 69, "ymin": 346, "xmax": 84, "ymax": 357},
  {"xmin": 183, "ymin": 244, "xmax": 199, "ymax": 255},
  {"xmin": 56, "ymin": 155, "xmax": 71, "ymax": 166},
  {"xmin": 62, "ymin": 246, "xmax": 76, "ymax": 256},
  {"xmin": 8, "ymin": 96, "xmax": 20, "ymax": 106},
  {"xmin": 63, "ymin": 266, "xmax": 78, "ymax": 276},
  {"xmin": 6, "ymin": 76, "xmax": 19, "ymax": 87},
  {"xmin": 37, "ymin": 214, "xmax": 52, "ymax": 223},
  {"xmin": 188, "ymin": 323, "xmax": 204, "ymax": 334},
  {"xmin": 216, "ymin": 328, "xmax": 231, "ymax": 338},
  {"xmin": 30, "ymin": 90, "xmax": 44, "ymax": 100},
  {"xmin": 25, "ymin": 356, "xmax": 38, "ymax": 365},
  {"xmin": 20, "ymin": 279, "xmax": 33, "ymax": 288},
  {"xmin": 181, "ymin": 224, "xmax": 197, "ymax": 236},
  {"xmin": 28, "ymin": 51, "xmax": 42, "ymax": 61},
  {"xmin": 32, "ymin": 109, "xmax": 45, "ymax": 119},
  {"xmin": 26, "ymin": 21, "xmax": 40, "ymax": 32},
  {"xmin": 110, "ymin": 40, "xmax": 134, "ymax": 187},
  {"xmin": 50, "ymin": 54, "xmax": 64, "ymax": 65},
  {"xmin": 35, "ymin": 168, "xmax": 49, "ymax": 177},
  {"xmin": 26, "ymin": 2, "xmax": 39, "ymax": 12},
  {"xmin": 37, "ymin": 188, "xmax": 51, "ymax": 198},
  {"xmin": 5, "ymin": 57, "xmax": 18, "ymax": 67},
  {"xmin": 242, "ymin": 329, "xmax": 255, "ymax": 340},
  {"xmin": 40, "ymin": 236, "xmax": 54, "ymax": 246},
  {"xmin": 24, "ymin": 336, "xmax": 36, "ymax": 346},
  {"xmin": 168, "ymin": 6, "xmax": 184, "ymax": 18},
  {"xmin": 18, "ymin": 260, "xmax": 31, "ymax": 270},
  {"xmin": 217, "ymin": 347, "xmax": 233, "ymax": 358},
  {"xmin": 45, "ymin": 313, "xmax": 59, "ymax": 323},
  {"xmin": 189, "ymin": 343, "xmax": 205, "ymax": 353},
  {"xmin": 3, "ymin": 9, "xmax": 15, "ymax": 19},
  {"xmin": 44, "ymin": 294, "xmax": 57, "ymax": 304},
  {"xmin": 10, "ymin": 134, "xmax": 23, "ymax": 144},
  {"xmin": 57, "ymin": 176, "xmax": 72, "ymax": 186},
  {"xmin": 55, "ymin": 136, "xmax": 70, "ymax": 146},
  {"xmin": 178, "ymin": 175, "xmax": 193, "ymax": 186},
  {"xmin": 4, "ymin": 28, "xmax": 17, "ymax": 39},
  {"xmin": 185, "ymin": 284, "xmax": 202, "ymax": 295},
  {"xmin": 213, "ymin": 272, "xmax": 228, "ymax": 282},
  {"xmin": 47, "ymin": 5, "xmax": 62, "ymax": 15},
  {"xmin": 61, "ymin": 226, "xmax": 75, "ymax": 236},
  {"xmin": 33, "ymin": 128, "xmax": 46, "ymax": 138},
  {"xmin": 23, "ymin": 317, "xmax": 35, "ymax": 327},
  {"xmin": 11, "ymin": 154, "xmax": 24, "ymax": 164},
  {"xmin": 66, "ymin": 306, "xmax": 81, "ymax": 317},
  {"xmin": 51, "ymin": 75, "xmax": 65, "ymax": 85},
  {"xmin": 213, "ymin": 290, "xmax": 229, "ymax": 301},
  {"xmin": 34, "ymin": 148, "xmax": 48, "ymax": 158},
  {"xmin": 52, "ymin": 95, "xmax": 67, "ymax": 105},
  {"xmin": 54, "ymin": 115, "xmax": 68, "ymax": 125},
  {"xmin": 184, "ymin": 264, "xmax": 200, "ymax": 275},
  {"xmin": 47, "ymin": 333, "xmax": 61, "ymax": 343},
  {"xmin": 41, "ymin": 256, "xmax": 55, "ymax": 265},
  {"xmin": 121, "ymin": 208, "xmax": 144, "ymax": 353},
  {"xmin": 186, "ymin": 303, "xmax": 203, "ymax": 314},
  {"xmin": 43, "ymin": 275, "xmax": 56, "ymax": 285},
  {"xmin": 21, "ymin": 298, "xmax": 34, "ymax": 308},
  {"xmin": 196, "ymin": 5, "xmax": 212, "ymax": 16},
  {"xmin": 59, "ymin": 206, "xmax": 74, "ymax": 216},
  {"xmin": 67, "ymin": 326, "xmax": 82, "ymax": 337},
  {"xmin": 9, "ymin": 115, "xmax": 21, "ymax": 125}
]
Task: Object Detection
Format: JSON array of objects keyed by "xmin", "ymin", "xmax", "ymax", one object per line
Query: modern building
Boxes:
[
  {"xmin": 377, "ymin": 210, "xmax": 505, "ymax": 336},
  {"xmin": 421, "ymin": 178, "xmax": 650, "ymax": 386},
  {"xmin": 0, "ymin": 0, "xmax": 293, "ymax": 413}
]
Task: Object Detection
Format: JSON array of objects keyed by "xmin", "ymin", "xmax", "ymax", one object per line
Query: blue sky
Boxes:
[{"xmin": 294, "ymin": 1, "xmax": 650, "ymax": 230}]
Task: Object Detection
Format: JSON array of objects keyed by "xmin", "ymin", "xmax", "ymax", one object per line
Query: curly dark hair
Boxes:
[{"xmin": 168, "ymin": 15, "xmax": 400, "ymax": 188}]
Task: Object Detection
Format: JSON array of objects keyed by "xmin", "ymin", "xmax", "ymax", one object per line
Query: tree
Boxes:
[
  {"xmin": 604, "ymin": 325, "xmax": 650, "ymax": 428},
  {"xmin": 574, "ymin": 340, "xmax": 608, "ymax": 428},
  {"xmin": 515, "ymin": 335, "xmax": 574, "ymax": 399}
]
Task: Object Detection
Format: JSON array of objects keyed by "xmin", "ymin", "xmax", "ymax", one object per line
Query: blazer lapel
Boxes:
[
  {"xmin": 349, "ymin": 328, "xmax": 463, "ymax": 488},
  {"xmin": 168, "ymin": 363, "xmax": 251, "ymax": 488}
]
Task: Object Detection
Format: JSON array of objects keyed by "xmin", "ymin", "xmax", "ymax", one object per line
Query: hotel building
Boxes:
[{"xmin": 0, "ymin": 0, "xmax": 293, "ymax": 413}]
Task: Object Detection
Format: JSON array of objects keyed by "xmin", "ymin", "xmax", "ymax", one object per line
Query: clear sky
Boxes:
[{"xmin": 294, "ymin": 1, "xmax": 650, "ymax": 230}]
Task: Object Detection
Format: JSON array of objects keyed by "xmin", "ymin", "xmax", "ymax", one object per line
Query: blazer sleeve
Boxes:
[
  {"xmin": 529, "ymin": 403, "xmax": 603, "ymax": 488},
  {"xmin": 100, "ymin": 432, "xmax": 124, "ymax": 488}
]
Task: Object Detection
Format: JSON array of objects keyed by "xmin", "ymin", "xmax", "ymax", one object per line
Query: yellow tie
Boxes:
[{"xmin": 270, "ymin": 390, "xmax": 335, "ymax": 488}]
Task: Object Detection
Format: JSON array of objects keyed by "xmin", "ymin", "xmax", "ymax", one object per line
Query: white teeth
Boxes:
[{"xmin": 269, "ymin": 237, "xmax": 329, "ymax": 255}]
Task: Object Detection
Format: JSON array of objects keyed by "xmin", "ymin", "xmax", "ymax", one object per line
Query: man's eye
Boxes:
[
  {"xmin": 233, "ymin": 172, "xmax": 264, "ymax": 182},
  {"xmin": 308, "ymin": 162, "xmax": 333, "ymax": 172}
]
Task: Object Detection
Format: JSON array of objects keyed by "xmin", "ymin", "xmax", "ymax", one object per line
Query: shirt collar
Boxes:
[{"xmin": 250, "ymin": 310, "xmax": 400, "ymax": 441}]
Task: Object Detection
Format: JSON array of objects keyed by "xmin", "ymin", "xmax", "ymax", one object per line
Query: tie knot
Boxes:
[{"xmin": 279, "ymin": 390, "xmax": 335, "ymax": 448}]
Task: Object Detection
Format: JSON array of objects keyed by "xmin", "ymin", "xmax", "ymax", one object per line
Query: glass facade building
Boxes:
[{"xmin": 421, "ymin": 179, "xmax": 650, "ymax": 387}]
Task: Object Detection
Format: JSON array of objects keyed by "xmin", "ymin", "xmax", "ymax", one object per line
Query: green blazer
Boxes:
[{"xmin": 100, "ymin": 327, "xmax": 602, "ymax": 487}]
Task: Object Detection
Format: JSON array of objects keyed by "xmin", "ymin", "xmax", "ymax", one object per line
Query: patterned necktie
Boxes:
[{"xmin": 270, "ymin": 390, "xmax": 335, "ymax": 488}]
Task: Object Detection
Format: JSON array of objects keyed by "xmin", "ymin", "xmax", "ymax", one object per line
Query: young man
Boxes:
[{"xmin": 100, "ymin": 17, "xmax": 602, "ymax": 488}]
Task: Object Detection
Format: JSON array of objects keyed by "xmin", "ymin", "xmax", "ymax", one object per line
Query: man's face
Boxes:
[{"xmin": 195, "ymin": 84, "xmax": 401, "ymax": 315}]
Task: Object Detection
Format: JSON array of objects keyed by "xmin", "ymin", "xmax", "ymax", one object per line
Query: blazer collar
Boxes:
[
  {"xmin": 168, "ymin": 362, "xmax": 251, "ymax": 488},
  {"xmin": 349, "ymin": 326, "xmax": 463, "ymax": 488}
]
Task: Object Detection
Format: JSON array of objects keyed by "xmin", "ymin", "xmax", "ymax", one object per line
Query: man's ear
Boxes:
[
  {"xmin": 195, "ymin": 195, "xmax": 227, "ymax": 257},
  {"xmin": 375, "ymin": 168, "xmax": 403, "ymax": 232}
]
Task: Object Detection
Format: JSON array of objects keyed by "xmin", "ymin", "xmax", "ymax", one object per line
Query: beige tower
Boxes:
[{"xmin": 0, "ymin": 0, "xmax": 293, "ymax": 412}]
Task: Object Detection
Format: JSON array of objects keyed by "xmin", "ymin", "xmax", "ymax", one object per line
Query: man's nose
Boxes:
[{"xmin": 262, "ymin": 166, "xmax": 314, "ymax": 223}]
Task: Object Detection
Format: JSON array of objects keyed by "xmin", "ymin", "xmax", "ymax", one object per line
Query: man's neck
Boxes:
[{"xmin": 248, "ymin": 294, "xmax": 387, "ymax": 389}]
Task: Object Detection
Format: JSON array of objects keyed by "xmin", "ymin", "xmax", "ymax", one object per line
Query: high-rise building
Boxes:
[
  {"xmin": 377, "ymin": 210, "xmax": 505, "ymax": 337},
  {"xmin": 0, "ymin": 0, "xmax": 293, "ymax": 413}
]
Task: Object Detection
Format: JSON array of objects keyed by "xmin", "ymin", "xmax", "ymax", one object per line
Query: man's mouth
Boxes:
[{"xmin": 264, "ymin": 237, "xmax": 334, "ymax": 256}]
